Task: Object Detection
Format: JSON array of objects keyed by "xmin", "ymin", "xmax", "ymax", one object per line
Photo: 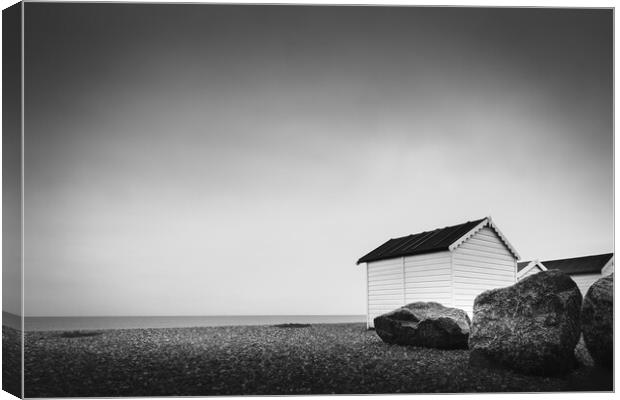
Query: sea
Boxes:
[{"xmin": 2, "ymin": 312, "xmax": 365, "ymax": 331}]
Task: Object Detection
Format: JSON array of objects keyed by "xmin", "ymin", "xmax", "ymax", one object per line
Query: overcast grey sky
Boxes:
[{"xmin": 19, "ymin": 4, "xmax": 612, "ymax": 316}]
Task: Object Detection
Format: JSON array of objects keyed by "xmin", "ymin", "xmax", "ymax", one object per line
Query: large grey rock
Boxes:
[
  {"xmin": 581, "ymin": 273, "xmax": 613, "ymax": 370},
  {"xmin": 373, "ymin": 302, "xmax": 470, "ymax": 349},
  {"xmin": 468, "ymin": 270, "xmax": 582, "ymax": 376}
]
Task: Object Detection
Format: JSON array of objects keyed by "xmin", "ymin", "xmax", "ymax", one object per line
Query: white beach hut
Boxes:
[
  {"xmin": 516, "ymin": 260, "xmax": 547, "ymax": 280},
  {"xmin": 357, "ymin": 216, "xmax": 520, "ymax": 328},
  {"xmin": 517, "ymin": 253, "xmax": 614, "ymax": 295}
]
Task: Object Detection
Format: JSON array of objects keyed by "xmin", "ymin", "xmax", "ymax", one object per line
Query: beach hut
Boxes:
[
  {"xmin": 518, "ymin": 253, "xmax": 614, "ymax": 295},
  {"xmin": 357, "ymin": 216, "xmax": 520, "ymax": 328},
  {"xmin": 516, "ymin": 260, "xmax": 547, "ymax": 280}
]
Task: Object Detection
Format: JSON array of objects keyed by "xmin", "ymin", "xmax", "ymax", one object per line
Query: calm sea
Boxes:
[{"xmin": 2, "ymin": 312, "xmax": 365, "ymax": 331}]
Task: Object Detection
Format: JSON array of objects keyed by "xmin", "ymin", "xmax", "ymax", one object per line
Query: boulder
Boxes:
[
  {"xmin": 581, "ymin": 273, "xmax": 613, "ymax": 369},
  {"xmin": 373, "ymin": 302, "xmax": 470, "ymax": 349},
  {"xmin": 468, "ymin": 270, "xmax": 582, "ymax": 376}
]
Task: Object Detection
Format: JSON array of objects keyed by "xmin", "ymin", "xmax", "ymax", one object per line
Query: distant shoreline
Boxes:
[{"xmin": 3, "ymin": 312, "xmax": 365, "ymax": 331}]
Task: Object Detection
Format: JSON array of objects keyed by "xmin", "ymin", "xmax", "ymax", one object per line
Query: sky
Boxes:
[
  {"xmin": 13, "ymin": 4, "xmax": 613, "ymax": 316},
  {"xmin": 2, "ymin": 2, "xmax": 22, "ymax": 317}
]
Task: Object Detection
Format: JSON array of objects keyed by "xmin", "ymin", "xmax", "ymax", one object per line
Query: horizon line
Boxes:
[{"xmin": 4, "ymin": 312, "xmax": 366, "ymax": 318}]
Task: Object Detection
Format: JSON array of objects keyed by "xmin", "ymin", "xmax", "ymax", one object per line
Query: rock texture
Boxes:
[
  {"xmin": 581, "ymin": 273, "xmax": 613, "ymax": 370},
  {"xmin": 468, "ymin": 270, "xmax": 582, "ymax": 376},
  {"xmin": 373, "ymin": 302, "xmax": 470, "ymax": 349}
]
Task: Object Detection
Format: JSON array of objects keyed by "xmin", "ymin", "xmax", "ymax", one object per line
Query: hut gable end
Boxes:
[{"xmin": 451, "ymin": 226, "xmax": 518, "ymax": 316}]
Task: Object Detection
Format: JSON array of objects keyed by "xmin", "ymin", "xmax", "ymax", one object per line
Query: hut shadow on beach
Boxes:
[
  {"xmin": 272, "ymin": 323, "xmax": 311, "ymax": 328},
  {"xmin": 55, "ymin": 331, "xmax": 104, "ymax": 339}
]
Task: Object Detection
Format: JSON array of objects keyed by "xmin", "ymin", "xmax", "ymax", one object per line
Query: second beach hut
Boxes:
[
  {"xmin": 357, "ymin": 216, "xmax": 520, "ymax": 328},
  {"xmin": 518, "ymin": 253, "xmax": 614, "ymax": 295},
  {"xmin": 516, "ymin": 260, "xmax": 548, "ymax": 280}
]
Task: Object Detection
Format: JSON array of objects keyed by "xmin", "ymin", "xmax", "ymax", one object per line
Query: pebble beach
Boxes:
[{"xmin": 9, "ymin": 323, "xmax": 612, "ymax": 397}]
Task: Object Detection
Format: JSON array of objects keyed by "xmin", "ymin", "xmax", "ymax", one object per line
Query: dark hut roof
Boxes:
[
  {"xmin": 357, "ymin": 218, "xmax": 487, "ymax": 264},
  {"xmin": 517, "ymin": 260, "xmax": 547, "ymax": 273},
  {"xmin": 541, "ymin": 253, "xmax": 614, "ymax": 275},
  {"xmin": 517, "ymin": 261, "xmax": 531, "ymax": 272}
]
